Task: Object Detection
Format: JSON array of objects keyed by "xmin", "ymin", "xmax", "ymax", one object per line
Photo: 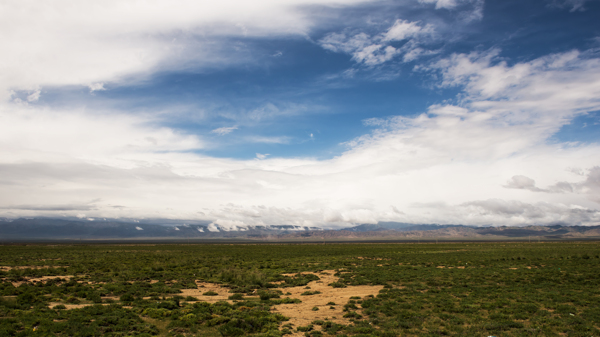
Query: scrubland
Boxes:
[{"xmin": 0, "ymin": 242, "xmax": 599, "ymax": 336}]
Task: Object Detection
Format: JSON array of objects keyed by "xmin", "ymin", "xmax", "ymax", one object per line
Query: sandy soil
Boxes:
[
  {"xmin": 174, "ymin": 281, "xmax": 248, "ymax": 303},
  {"xmin": 3, "ymin": 275, "xmax": 73, "ymax": 287},
  {"xmin": 48, "ymin": 302, "xmax": 104, "ymax": 309},
  {"xmin": 272, "ymin": 270, "xmax": 383, "ymax": 336}
]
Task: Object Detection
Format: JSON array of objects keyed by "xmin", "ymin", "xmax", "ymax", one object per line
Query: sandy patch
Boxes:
[
  {"xmin": 272, "ymin": 270, "xmax": 383, "ymax": 336},
  {"xmin": 175, "ymin": 281, "xmax": 239, "ymax": 303},
  {"xmin": 49, "ymin": 302, "xmax": 103, "ymax": 309},
  {"xmin": 3, "ymin": 275, "xmax": 73, "ymax": 287},
  {"xmin": 30, "ymin": 275, "xmax": 73, "ymax": 282}
]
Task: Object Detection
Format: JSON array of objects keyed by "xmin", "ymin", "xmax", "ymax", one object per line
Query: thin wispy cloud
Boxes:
[{"xmin": 211, "ymin": 126, "xmax": 238, "ymax": 136}]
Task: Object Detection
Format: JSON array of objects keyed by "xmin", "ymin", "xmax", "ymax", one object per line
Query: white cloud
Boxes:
[
  {"xmin": 256, "ymin": 153, "xmax": 270, "ymax": 160},
  {"xmin": 2, "ymin": 50, "xmax": 600, "ymax": 226},
  {"xmin": 27, "ymin": 89, "xmax": 41, "ymax": 102},
  {"xmin": 1, "ymin": 1, "xmax": 600, "ymax": 228},
  {"xmin": 0, "ymin": 0, "xmax": 370, "ymax": 99},
  {"xmin": 383, "ymin": 20, "xmax": 433, "ymax": 41},
  {"xmin": 504, "ymin": 175, "xmax": 576, "ymax": 193},
  {"xmin": 88, "ymin": 83, "xmax": 106, "ymax": 93},
  {"xmin": 418, "ymin": 0, "xmax": 484, "ymax": 21},
  {"xmin": 212, "ymin": 219, "xmax": 248, "ymax": 231},
  {"xmin": 211, "ymin": 126, "xmax": 238, "ymax": 135},
  {"xmin": 319, "ymin": 19, "xmax": 436, "ymax": 66},
  {"xmin": 0, "ymin": 104, "xmax": 205, "ymax": 174},
  {"xmin": 460, "ymin": 199, "xmax": 600, "ymax": 224},
  {"xmin": 419, "ymin": 0, "xmax": 459, "ymax": 9},
  {"xmin": 504, "ymin": 175, "xmax": 545, "ymax": 192}
]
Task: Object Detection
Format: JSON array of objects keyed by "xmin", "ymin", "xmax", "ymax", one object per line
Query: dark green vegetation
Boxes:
[{"xmin": 0, "ymin": 242, "xmax": 599, "ymax": 336}]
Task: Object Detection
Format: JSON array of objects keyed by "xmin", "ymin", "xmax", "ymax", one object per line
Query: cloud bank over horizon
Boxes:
[{"xmin": 1, "ymin": 0, "xmax": 600, "ymax": 230}]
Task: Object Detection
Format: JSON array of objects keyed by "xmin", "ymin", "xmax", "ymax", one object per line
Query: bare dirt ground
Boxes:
[
  {"xmin": 176, "ymin": 281, "xmax": 261, "ymax": 303},
  {"xmin": 2, "ymin": 275, "xmax": 73, "ymax": 287},
  {"xmin": 48, "ymin": 303, "xmax": 99, "ymax": 309},
  {"xmin": 272, "ymin": 270, "xmax": 383, "ymax": 336}
]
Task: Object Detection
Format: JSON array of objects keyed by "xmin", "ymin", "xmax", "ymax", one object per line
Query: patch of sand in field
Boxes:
[
  {"xmin": 175, "ymin": 281, "xmax": 245, "ymax": 303},
  {"xmin": 49, "ymin": 302, "xmax": 104, "ymax": 309},
  {"xmin": 272, "ymin": 270, "xmax": 383, "ymax": 336},
  {"xmin": 30, "ymin": 275, "xmax": 73, "ymax": 282},
  {"xmin": 3, "ymin": 275, "xmax": 73, "ymax": 287}
]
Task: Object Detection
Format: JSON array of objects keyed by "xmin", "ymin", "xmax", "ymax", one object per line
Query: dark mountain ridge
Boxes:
[{"xmin": 1, "ymin": 218, "xmax": 599, "ymax": 242}]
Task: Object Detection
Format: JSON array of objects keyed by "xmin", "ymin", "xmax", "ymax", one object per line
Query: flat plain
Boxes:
[{"xmin": 1, "ymin": 242, "xmax": 599, "ymax": 336}]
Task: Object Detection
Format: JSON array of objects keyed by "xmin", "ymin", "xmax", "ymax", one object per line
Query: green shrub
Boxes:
[
  {"xmin": 300, "ymin": 291, "xmax": 321, "ymax": 296},
  {"xmin": 297, "ymin": 324, "xmax": 313, "ymax": 332},
  {"xmin": 343, "ymin": 311, "xmax": 362, "ymax": 319},
  {"xmin": 228, "ymin": 293, "xmax": 244, "ymax": 300},
  {"xmin": 119, "ymin": 293, "xmax": 134, "ymax": 302}
]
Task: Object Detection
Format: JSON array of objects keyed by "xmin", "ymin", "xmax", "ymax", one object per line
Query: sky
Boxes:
[{"xmin": 1, "ymin": 0, "xmax": 600, "ymax": 230}]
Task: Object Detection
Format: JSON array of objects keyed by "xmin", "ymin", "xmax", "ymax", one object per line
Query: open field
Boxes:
[{"xmin": 1, "ymin": 242, "xmax": 599, "ymax": 336}]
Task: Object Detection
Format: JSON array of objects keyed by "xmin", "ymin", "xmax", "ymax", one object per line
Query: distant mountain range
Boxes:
[{"xmin": 1, "ymin": 218, "xmax": 599, "ymax": 242}]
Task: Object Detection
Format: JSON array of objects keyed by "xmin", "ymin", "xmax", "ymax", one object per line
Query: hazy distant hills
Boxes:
[{"xmin": 0, "ymin": 218, "xmax": 599, "ymax": 242}]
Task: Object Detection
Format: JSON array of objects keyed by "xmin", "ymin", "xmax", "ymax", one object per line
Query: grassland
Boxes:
[{"xmin": 0, "ymin": 242, "xmax": 599, "ymax": 336}]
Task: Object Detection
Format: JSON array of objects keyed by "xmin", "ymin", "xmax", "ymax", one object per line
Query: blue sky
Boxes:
[{"xmin": 1, "ymin": 0, "xmax": 600, "ymax": 229}]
